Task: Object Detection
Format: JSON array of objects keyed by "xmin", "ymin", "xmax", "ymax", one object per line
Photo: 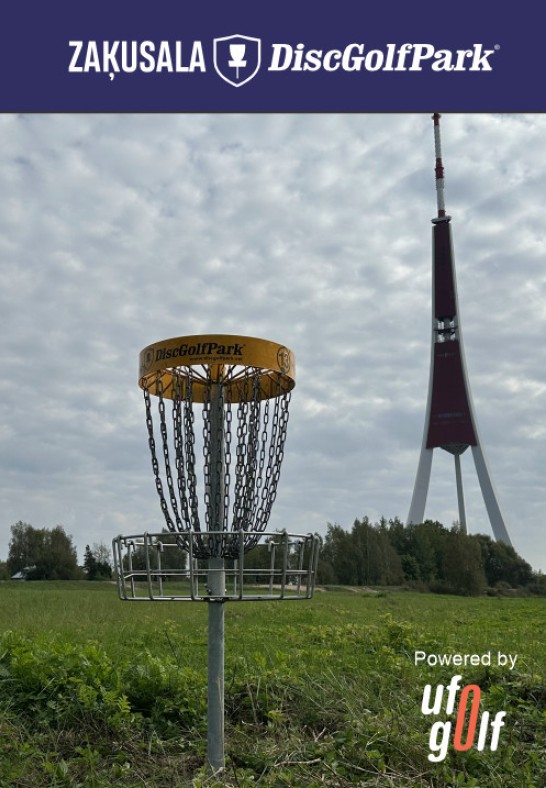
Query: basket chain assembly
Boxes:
[{"xmin": 143, "ymin": 365, "xmax": 291, "ymax": 559}]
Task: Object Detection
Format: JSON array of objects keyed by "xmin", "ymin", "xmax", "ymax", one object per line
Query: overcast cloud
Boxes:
[{"xmin": 1, "ymin": 113, "xmax": 545, "ymax": 573}]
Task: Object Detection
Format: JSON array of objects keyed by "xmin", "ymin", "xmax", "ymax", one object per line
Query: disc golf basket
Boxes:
[{"xmin": 112, "ymin": 334, "xmax": 320, "ymax": 773}]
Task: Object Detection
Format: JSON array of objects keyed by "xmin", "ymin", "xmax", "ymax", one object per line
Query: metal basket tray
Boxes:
[{"xmin": 113, "ymin": 529, "xmax": 321, "ymax": 602}]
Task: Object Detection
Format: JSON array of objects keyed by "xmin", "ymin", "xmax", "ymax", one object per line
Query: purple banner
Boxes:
[{"xmin": 0, "ymin": 2, "xmax": 539, "ymax": 111}]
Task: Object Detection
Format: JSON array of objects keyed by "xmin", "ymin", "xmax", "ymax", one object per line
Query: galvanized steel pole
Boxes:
[{"xmin": 207, "ymin": 380, "xmax": 225, "ymax": 773}]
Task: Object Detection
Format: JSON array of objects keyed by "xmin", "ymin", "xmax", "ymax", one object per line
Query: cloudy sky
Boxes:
[{"xmin": 1, "ymin": 113, "xmax": 545, "ymax": 573}]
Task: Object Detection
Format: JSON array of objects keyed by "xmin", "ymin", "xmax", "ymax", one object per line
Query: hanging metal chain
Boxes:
[
  {"xmin": 184, "ymin": 379, "xmax": 199, "ymax": 523},
  {"xmin": 253, "ymin": 393, "xmax": 280, "ymax": 534},
  {"xmin": 157, "ymin": 375, "xmax": 184, "ymax": 532},
  {"xmin": 143, "ymin": 369, "xmax": 203, "ymax": 550},
  {"xmin": 172, "ymin": 371, "xmax": 193, "ymax": 536},
  {"xmin": 202, "ymin": 368, "xmax": 227, "ymax": 558},
  {"xmin": 143, "ymin": 378, "xmax": 177, "ymax": 533},
  {"xmin": 223, "ymin": 378, "xmax": 233, "ymax": 536},
  {"xmin": 243, "ymin": 371, "xmax": 262, "ymax": 532},
  {"xmin": 244, "ymin": 383, "xmax": 292, "ymax": 552},
  {"xmin": 171, "ymin": 374, "xmax": 187, "ymax": 524},
  {"xmin": 227, "ymin": 369, "xmax": 291, "ymax": 554},
  {"xmin": 202, "ymin": 379, "xmax": 212, "ymax": 532},
  {"xmin": 143, "ymin": 363, "xmax": 292, "ymax": 559},
  {"xmin": 258, "ymin": 388, "xmax": 291, "ymax": 529},
  {"xmin": 183, "ymin": 368, "xmax": 204, "ymax": 553},
  {"xmin": 232, "ymin": 374, "xmax": 250, "ymax": 534}
]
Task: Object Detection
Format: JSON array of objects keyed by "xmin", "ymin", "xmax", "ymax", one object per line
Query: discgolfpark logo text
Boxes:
[{"xmin": 67, "ymin": 36, "xmax": 500, "ymax": 86}]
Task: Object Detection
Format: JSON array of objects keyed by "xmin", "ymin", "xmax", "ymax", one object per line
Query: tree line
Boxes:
[
  {"xmin": 2, "ymin": 521, "xmax": 112, "ymax": 581},
  {"xmin": 316, "ymin": 516, "xmax": 544, "ymax": 596},
  {"xmin": 2, "ymin": 518, "xmax": 545, "ymax": 597},
  {"xmin": 1, "ymin": 522, "xmax": 188, "ymax": 581}
]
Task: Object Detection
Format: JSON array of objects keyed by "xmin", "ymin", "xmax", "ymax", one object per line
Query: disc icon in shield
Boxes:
[{"xmin": 213, "ymin": 34, "xmax": 261, "ymax": 87}]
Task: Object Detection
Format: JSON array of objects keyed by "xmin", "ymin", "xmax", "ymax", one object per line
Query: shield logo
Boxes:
[{"xmin": 213, "ymin": 35, "xmax": 261, "ymax": 87}]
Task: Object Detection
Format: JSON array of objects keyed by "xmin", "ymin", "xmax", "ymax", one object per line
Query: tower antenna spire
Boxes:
[{"xmin": 432, "ymin": 112, "xmax": 447, "ymax": 219}]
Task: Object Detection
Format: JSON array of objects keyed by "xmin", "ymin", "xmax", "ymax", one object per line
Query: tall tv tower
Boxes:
[{"xmin": 407, "ymin": 114, "xmax": 512, "ymax": 546}]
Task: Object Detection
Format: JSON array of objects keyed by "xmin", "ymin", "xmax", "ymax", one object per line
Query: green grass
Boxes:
[{"xmin": 0, "ymin": 581, "xmax": 544, "ymax": 786}]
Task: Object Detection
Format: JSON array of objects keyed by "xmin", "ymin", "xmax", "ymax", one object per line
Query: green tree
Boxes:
[
  {"xmin": 442, "ymin": 527, "xmax": 486, "ymax": 595},
  {"xmin": 401, "ymin": 521, "xmax": 449, "ymax": 585},
  {"xmin": 84, "ymin": 542, "xmax": 113, "ymax": 580},
  {"xmin": 6, "ymin": 521, "xmax": 42, "ymax": 575},
  {"xmin": 7, "ymin": 522, "xmax": 79, "ymax": 580},
  {"xmin": 472, "ymin": 534, "xmax": 533, "ymax": 587},
  {"xmin": 388, "ymin": 518, "xmax": 423, "ymax": 582},
  {"xmin": 319, "ymin": 523, "xmax": 357, "ymax": 585},
  {"xmin": 40, "ymin": 526, "xmax": 80, "ymax": 580},
  {"xmin": 84, "ymin": 544, "xmax": 99, "ymax": 579},
  {"xmin": 371, "ymin": 517, "xmax": 404, "ymax": 585}
]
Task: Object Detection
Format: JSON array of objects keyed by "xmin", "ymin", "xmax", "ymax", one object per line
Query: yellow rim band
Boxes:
[{"xmin": 139, "ymin": 334, "xmax": 295, "ymax": 402}]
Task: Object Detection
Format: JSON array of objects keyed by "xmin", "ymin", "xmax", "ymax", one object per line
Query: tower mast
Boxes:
[{"xmin": 407, "ymin": 114, "xmax": 512, "ymax": 546}]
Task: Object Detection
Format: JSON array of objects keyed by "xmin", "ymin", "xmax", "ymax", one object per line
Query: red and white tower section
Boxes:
[{"xmin": 407, "ymin": 114, "xmax": 512, "ymax": 546}]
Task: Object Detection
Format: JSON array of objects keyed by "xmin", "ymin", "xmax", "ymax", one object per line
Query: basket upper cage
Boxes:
[{"xmin": 138, "ymin": 334, "xmax": 296, "ymax": 559}]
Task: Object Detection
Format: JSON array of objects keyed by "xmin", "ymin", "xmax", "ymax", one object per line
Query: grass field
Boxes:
[{"xmin": 0, "ymin": 581, "xmax": 544, "ymax": 787}]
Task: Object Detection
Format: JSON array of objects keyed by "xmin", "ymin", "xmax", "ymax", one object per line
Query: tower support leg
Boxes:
[
  {"xmin": 407, "ymin": 447, "xmax": 433, "ymax": 524},
  {"xmin": 471, "ymin": 445, "xmax": 512, "ymax": 546},
  {"xmin": 454, "ymin": 453, "xmax": 467, "ymax": 534}
]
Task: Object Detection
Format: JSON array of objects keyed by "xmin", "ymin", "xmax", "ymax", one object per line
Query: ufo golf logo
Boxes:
[{"xmin": 213, "ymin": 34, "xmax": 261, "ymax": 87}]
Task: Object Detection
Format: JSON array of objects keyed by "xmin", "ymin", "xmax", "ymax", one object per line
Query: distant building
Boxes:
[{"xmin": 10, "ymin": 565, "xmax": 36, "ymax": 581}]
